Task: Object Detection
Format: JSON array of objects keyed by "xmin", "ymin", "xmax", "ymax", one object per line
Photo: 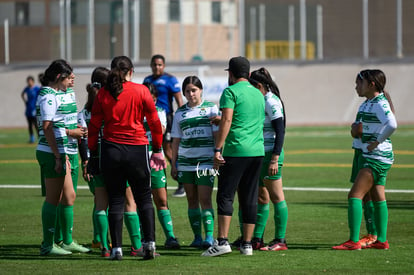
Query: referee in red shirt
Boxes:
[{"xmin": 88, "ymin": 56, "xmax": 166, "ymax": 260}]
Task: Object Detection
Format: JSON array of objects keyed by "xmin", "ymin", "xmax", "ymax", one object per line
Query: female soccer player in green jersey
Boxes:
[
  {"xmin": 171, "ymin": 76, "xmax": 219, "ymax": 249},
  {"xmin": 333, "ymin": 69, "xmax": 397, "ymax": 250},
  {"xmin": 143, "ymin": 83, "xmax": 180, "ymax": 250},
  {"xmin": 36, "ymin": 60, "xmax": 81, "ymax": 256},
  {"xmin": 52, "ymin": 72, "xmax": 91, "ymax": 254},
  {"xmin": 248, "ymin": 67, "xmax": 289, "ymax": 252}
]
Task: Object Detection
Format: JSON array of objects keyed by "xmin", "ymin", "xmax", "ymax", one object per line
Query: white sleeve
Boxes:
[
  {"xmin": 77, "ymin": 110, "xmax": 87, "ymax": 128},
  {"xmin": 377, "ymin": 117, "xmax": 397, "ymax": 143},
  {"xmin": 170, "ymin": 111, "xmax": 182, "ymax": 138},
  {"xmin": 39, "ymin": 93, "xmax": 58, "ymax": 121},
  {"xmin": 211, "ymin": 104, "xmax": 220, "ymax": 132},
  {"xmin": 266, "ymin": 96, "xmax": 284, "ymax": 121},
  {"xmin": 158, "ymin": 109, "xmax": 167, "ymax": 128},
  {"xmin": 375, "ymin": 102, "xmax": 397, "ymax": 143}
]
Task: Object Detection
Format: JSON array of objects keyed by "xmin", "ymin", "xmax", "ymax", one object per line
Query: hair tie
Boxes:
[{"xmin": 91, "ymin": 82, "xmax": 101, "ymax": 89}]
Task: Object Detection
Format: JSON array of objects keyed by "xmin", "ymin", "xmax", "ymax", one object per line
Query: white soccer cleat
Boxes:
[
  {"xmin": 201, "ymin": 240, "xmax": 232, "ymax": 257},
  {"xmin": 240, "ymin": 243, "xmax": 253, "ymax": 256}
]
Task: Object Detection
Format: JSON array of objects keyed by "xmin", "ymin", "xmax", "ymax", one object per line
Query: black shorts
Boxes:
[
  {"xmin": 216, "ymin": 156, "xmax": 264, "ymax": 224},
  {"xmin": 101, "ymin": 140, "xmax": 152, "ymax": 203}
]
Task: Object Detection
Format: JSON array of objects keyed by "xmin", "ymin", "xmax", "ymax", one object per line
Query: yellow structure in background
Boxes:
[{"xmin": 247, "ymin": 41, "xmax": 315, "ymax": 60}]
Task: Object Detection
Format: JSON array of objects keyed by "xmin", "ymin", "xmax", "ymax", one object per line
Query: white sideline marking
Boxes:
[{"xmin": 0, "ymin": 185, "xmax": 413, "ymax": 193}]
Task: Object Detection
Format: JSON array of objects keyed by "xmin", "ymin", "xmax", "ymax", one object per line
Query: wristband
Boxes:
[
  {"xmin": 152, "ymin": 148, "xmax": 162, "ymax": 153},
  {"xmin": 214, "ymin": 148, "xmax": 222, "ymax": 153}
]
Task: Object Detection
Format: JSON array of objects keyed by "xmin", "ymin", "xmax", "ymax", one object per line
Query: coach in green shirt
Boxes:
[{"xmin": 202, "ymin": 56, "xmax": 265, "ymax": 257}]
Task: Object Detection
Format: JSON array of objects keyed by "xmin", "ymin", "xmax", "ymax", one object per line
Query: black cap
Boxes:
[{"xmin": 225, "ymin": 56, "xmax": 250, "ymax": 78}]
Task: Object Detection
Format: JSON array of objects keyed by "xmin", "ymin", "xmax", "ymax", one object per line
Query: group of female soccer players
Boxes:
[{"xmin": 36, "ymin": 56, "xmax": 396, "ymax": 260}]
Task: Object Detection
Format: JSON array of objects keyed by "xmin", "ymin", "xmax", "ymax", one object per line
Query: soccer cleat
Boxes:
[
  {"xmin": 143, "ymin": 241, "xmax": 156, "ymax": 260},
  {"xmin": 251, "ymin": 237, "xmax": 265, "ymax": 250},
  {"xmin": 240, "ymin": 242, "xmax": 253, "ymax": 256},
  {"xmin": 109, "ymin": 251, "xmax": 122, "ymax": 261},
  {"xmin": 202, "ymin": 235, "xmax": 214, "ymax": 249},
  {"xmin": 165, "ymin": 237, "xmax": 181, "ymax": 249},
  {"xmin": 130, "ymin": 246, "xmax": 145, "ymax": 257},
  {"xmin": 201, "ymin": 240, "xmax": 232, "ymax": 257},
  {"xmin": 172, "ymin": 186, "xmax": 186, "ymax": 197},
  {"xmin": 364, "ymin": 240, "xmax": 389, "ymax": 250},
  {"xmin": 61, "ymin": 241, "xmax": 92, "ymax": 253},
  {"xmin": 332, "ymin": 240, "xmax": 361, "ymax": 250},
  {"xmin": 190, "ymin": 235, "xmax": 203, "ymax": 248},
  {"xmin": 231, "ymin": 236, "xmax": 243, "ymax": 248},
  {"xmin": 101, "ymin": 248, "xmax": 111, "ymax": 258},
  {"xmin": 40, "ymin": 243, "xmax": 72, "ymax": 256},
  {"xmin": 55, "ymin": 240, "xmax": 63, "ymax": 246},
  {"xmin": 359, "ymin": 234, "xmax": 377, "ymax": 248},
  {"xmin": 91, "ymin": 240, "xmax": 101, "ymax": 249},
  {"xmin": 260, "ymin": 239, "xmax": 288, "ymax": 251}
]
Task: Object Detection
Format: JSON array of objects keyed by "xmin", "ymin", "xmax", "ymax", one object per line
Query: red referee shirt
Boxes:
[{"xmin": 88, "ymin": 81, "xmax": 163, "ymax": 152}]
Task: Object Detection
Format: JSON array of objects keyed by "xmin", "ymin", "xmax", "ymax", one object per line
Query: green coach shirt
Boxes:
[{"xmin": 219, "ymin": 80, "xmax": 265, "ymax": 157}]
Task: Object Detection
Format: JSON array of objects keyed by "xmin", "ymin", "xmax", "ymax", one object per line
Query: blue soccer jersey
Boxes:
[{"xmin": 143, "ymin": 73, "xmax": 180, "ymax": 114}]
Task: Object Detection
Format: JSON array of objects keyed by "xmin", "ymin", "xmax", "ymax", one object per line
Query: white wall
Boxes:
[{"xmin": 0, "ymin": 62, "xmax": 413, "ymax": 128}]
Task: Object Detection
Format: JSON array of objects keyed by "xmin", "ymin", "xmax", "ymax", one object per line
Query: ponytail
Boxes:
[
  {"xmin": 250, "ymin": 67, "xmax": 286, "ymax": 127},
  {"xmin": 106, "ymin": 56, "xmax": 133, "ymax": 100},
  {"xmin": 383, "ymin": 90, "xmax": 395, "ymax": 114}
]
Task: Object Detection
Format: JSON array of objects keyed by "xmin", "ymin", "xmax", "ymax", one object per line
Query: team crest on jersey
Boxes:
[
  {"xmin": 199, "ymin": 108, "xmax": 207, "ymax": 116},
  {"xmin": 156, "ymin": 79, "xmax": 166, "ymax": 85}
]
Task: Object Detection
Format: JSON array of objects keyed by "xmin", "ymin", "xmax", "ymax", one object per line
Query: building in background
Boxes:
[
  {"xmin": 0, "ymin": 0, "xmax": 240, "ymax": 63},
  {"xmin": 0, "ymin": 0, "xmax": 413, "ymax": 63}
]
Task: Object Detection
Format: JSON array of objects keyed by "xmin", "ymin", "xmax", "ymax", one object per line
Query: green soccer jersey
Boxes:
[
  {"xmin": 171, "ymin": 100, "xmax": 219, "ymax": 172},
  {"xmin": 219, "ymin": 81, "xmax": 265, "ymax": 157},
  {"xmin": 263, "ymin": 91, "xmax": 284, "ymax": 153},
  {"xmin": 62, "ymin": 88, "xmax": 78, "ymax": 155},
  {"xmin": 36, "ymin": 86, "xmax": 69, "ymax": 154},
  {"xmin": 357, "ymin": 93, "xmax": 396, "ymax": 164}
]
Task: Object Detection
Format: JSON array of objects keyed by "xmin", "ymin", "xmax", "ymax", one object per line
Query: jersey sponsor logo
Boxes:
[
  {"xmin": 181, "ymin": 112, "xmax": 187, "ymax": 118},
  {"xmin": 47, "ymin": 99, "xmax": 52, "ymax": 105},
  {"xmin": 65, "ymin": 114, "xmax": 77, "ymax": 124},
  {"xmin": 184, "ymin": 128, "xmax": 205, "ymax": 137}
]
